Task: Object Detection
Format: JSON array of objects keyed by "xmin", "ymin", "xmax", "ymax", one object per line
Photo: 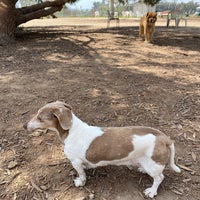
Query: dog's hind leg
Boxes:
[
  {"xmin": 71, "ymin": 159, "xmax": 86, "ymax": 187},
  {"xmin": 144, "ymin": 173, "xmax": 164, "ymax": 198},
  {"xmin": 138, "ymin": 157, "xmax": 165, "ymax": 198}
]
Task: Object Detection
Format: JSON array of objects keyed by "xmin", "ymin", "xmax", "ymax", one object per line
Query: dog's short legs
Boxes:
[
  {"xmin": 71, "ymin": 160, "xmax": 86, "ymax": 187},
  {"xmin": 149, "ymin": 32, "xmax": 153, "ymax": 43},
  {"xmin": 138, "ymin": 157, "xmax": 165, "ymax": 198},
  {"xmin": 139, "ymin": 25, "xmax": 144, "ymax": 40},
  {"xmin": 144, "ymin": 27, "xmax": 148, "ymax": 42},
  {"xmin": 145, "ymin": 32, "xmax": 151, "ymax": 43},
  {"xmin": 144, "ymin": 173, "xmax": 164, "ymax": 198}
]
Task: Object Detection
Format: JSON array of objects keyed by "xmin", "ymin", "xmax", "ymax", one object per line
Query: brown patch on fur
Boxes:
[
  {"xmin": 86, "ymin": 126, "xmax": 165, "ymax": 164},
  {"xmin": 139, "ymin": 12, "xmax": 157, "ymax": 43},
  {"xmin": 86, "ymin": 127, "xmax": 134, "ymax": 163},
  {"xmin": 151, "ymin": 135, "xmax": 172, "ymax": 165},
  {"xmin": 55, "ymin": 120, "xmax": 69, "ymax": 143}
]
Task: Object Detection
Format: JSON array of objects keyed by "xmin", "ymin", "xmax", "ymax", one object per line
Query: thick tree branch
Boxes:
[
  {"xmin": 16, "ymin": 6, "xmax": 62, "ymax": 25},
  {"xmin": 18, "ymin": 0, "xmax": 73, "ymax": 14},
  {"xmin": 0, "ymin": 0, "xmax": 76, "ymax": 43},
  {"xmin": 16, "ymin": 0, "xmax": 77, "ymax": 25}
]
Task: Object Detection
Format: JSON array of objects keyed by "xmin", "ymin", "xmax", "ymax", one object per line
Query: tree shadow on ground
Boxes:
[{"xmin": 16, "ymin": 25, "xmax": 200, "ymax": 52}]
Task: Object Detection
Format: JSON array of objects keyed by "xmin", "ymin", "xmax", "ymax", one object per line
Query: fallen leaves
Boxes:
[
  {"xmin": 182, "ymin": 178, "xmax": 191, "ymax": 183},
  {"xmin": 171, "ymin": 188, "xmax": 184, "ymax": 196},
  {"xmin": 191, "ymin": 152, "xmax": 197, "ymax": 162},
  {"xmin": 0, "ymin": 172, "xmax": 21, "ymax": 186},
  {"xmin": 178, "ymin": 164, "xmax": 195, "ymax": 173},
  {"xmin": 30, "ymin": 180, "xmax": 43, "ymax": 192}
]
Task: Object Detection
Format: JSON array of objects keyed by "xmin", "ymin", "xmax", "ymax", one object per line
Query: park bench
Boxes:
[{"xmin": 166, "ymin": 10, "xmax": 187, "ymax": 28}]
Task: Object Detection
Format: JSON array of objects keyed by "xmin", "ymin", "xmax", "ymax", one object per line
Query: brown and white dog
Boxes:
[
  {"xmin": 23, "ymin": 101, "xmax": 181, "ymax": 198},
  {"xmin": 139, "ymin": 12, "xmax": 157, "ymax": 43}
]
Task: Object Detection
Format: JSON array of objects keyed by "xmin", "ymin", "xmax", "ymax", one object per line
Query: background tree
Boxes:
[
  {"xmin": 108, "ymin": 0, "xmax": 160, "ymax": 18},
  {"xmin": 0, "ymin": 0, "xmax": 76, "ymax": 44},
  {"xmin": 109, "ymin": 0, "xmax": 127, "ymax": 17},
  {"xmin": 93, "ymin": 1, "xmax": 102, "ymax": 11},
  {"xmin": 143, "ymin": 0, "xmax": 160, "ymax": 7}
]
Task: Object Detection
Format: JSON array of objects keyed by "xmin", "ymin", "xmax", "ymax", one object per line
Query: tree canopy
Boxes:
[{"xmin": 144, "ymin": 0, "xmax": 160, "ymax": 7}]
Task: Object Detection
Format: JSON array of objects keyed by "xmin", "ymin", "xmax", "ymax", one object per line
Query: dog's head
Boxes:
[
  {"xmin": 146, "ymin": 12, "xmax": 157, "ymax": 24},
  {"xmin": 23, "ymin": 101, "xmax": 72, "ymax": 135}
]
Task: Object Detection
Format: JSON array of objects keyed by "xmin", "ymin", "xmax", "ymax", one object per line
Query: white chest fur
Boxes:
[{"xmin": 63, "ymin": 114, "xmax": 104, "ymax": 162}]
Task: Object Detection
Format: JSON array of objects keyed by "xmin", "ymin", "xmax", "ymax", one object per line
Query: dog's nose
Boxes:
[{"xmin": 23, "ymin": 122, "xmax": 28, "ymax": 130}]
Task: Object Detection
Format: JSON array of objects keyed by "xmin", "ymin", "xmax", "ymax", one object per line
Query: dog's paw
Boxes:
[
  {"xmin": 138, "ymin": 37, "xmax": 143, "ymax": 41},
  {"xmin": 74, "ymin": 177, "xmax": 86, "ymax": 187},
  {"xmin": 144, "ymin": 187, "xmax": 157, "ymax": 198},
  {"xmin": 145, "ymin": 41, "xmax": 152, "ymax": 44}
]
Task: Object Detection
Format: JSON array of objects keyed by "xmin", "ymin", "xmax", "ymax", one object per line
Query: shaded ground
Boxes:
[{"xmin": 0, "ymin": 18, "xmax": 200, "ymax": 200}]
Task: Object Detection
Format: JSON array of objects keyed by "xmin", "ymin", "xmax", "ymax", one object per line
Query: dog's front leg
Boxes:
[
  {"xmin": 144, "ymin": 27, "xmax": 149, "ymax": 43},
  {"xmin": 71, "ymin": 159, "xmax": 86, "ymax": 187},
  {"xmin": 139, "ymin": 24, "xmax": 144, "ymax": 40}
]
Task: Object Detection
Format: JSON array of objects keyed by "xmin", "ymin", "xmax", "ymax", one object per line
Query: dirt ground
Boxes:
[{"xmin": 0, "ymin": 17, "xmax": 200, "ymax": 200}]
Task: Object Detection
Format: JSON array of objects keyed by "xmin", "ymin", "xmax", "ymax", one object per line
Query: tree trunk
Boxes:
[
  {"xmin": 109, "ymin": 0, "xmax": 115, "ymax": 18},
  {"xmin": 0, "ymin": 0, "xmax": 74, "ymax": 44},
  {"xmin": 0, "ymin": 0, "xmax": 18, "ymax": 44}
]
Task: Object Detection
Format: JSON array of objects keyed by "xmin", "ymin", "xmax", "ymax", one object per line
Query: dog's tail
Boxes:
[{"xmin": 169, "ymin": 142, "xmax": 181, "ymax": 173}]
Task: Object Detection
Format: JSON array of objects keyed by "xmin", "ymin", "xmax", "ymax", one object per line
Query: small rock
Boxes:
[
  {"xmin": 40, "ymin": 185, "xmax": 48, "ymax": 191},
  {"xmin": 8, "ymin": 161, "xmax": 18, "ymax": 169},
  {"xmin": 31, "ymin": 130, "xmax": 42, "ymax": 137},
  {"xmin": 183, "ymin": 178, "xmax": 191, "ymax": 183},
  {"xmin": 89, "ymin": 193, "xmax": 95, "ymax": 200},
  {"xmin": 185, "ymin": 161, "xmax": 193, "ymax": 167},
  {"xmin": 177, "ymin": 124, "xmax": 183, "ymax": 130}
]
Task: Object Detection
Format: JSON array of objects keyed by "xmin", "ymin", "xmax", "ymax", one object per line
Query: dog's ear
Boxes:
[
  {"xmin": 55, "ymin": 101, "xmax": 72, "ymax": 110},
  {"xmin": 53, "ymin": 107, "xmax": 72, "ymax": 130},
  {"xmin": 146, "ymin": 12, "xmax": 149, "ymax": 17}
]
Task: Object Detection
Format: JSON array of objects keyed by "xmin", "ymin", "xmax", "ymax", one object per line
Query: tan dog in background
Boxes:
[{"xmin": 139, "ymin": 12, "xmax": 157, "ymax": 43}]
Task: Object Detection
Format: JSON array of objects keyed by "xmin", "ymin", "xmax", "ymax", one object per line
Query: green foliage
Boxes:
[
  {"xmin": 118, "ymin": 0, "xmax": 128, "ymax": 4},
  {"xmin": 143, "ymin": 0, "xmax": 161, "ymax": 6}
]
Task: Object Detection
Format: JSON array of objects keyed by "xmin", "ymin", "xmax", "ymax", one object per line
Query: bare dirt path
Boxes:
[{"xmin": 0, "ymin": 17, "xmax": 200, "ymax": 200}]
